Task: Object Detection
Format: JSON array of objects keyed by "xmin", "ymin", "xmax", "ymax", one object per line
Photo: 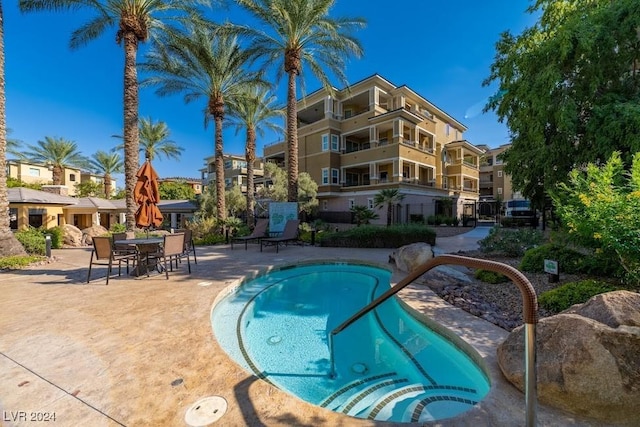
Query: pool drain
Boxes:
[
  {"xmin": 267, "ymin": 335, "xmax": 282, "ymax": 345},
  {"xmin": 351, "ymin": 363, "xmax": 368, "ymax": 374},
  {"xmin": 185, "ymin": 396, "xmax": 227, "ymax": 426}
]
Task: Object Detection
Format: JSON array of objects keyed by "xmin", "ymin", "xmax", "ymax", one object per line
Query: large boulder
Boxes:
[
  {"xmin": 62, "ymin": 224, "xmax": 84, "ymax": 247},
  {"xmin": 390, "ymin": 242, "xmax": 434, "ymax": 273},
  {"xmin": 81, "ymin": 224, "xmax": 109, "ymax": 245},
  {"xmin": 0, "ymin": 231, "xmax": 27, "ymax": 257},
  {"xmin": 497, "ymin": 291, "xmax": 640, "ymax": 425}
]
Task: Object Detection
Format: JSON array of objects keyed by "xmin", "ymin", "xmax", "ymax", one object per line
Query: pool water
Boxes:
[{"xmin": 211, "ymin": 262, "xmax": 490, "ymax": 423}]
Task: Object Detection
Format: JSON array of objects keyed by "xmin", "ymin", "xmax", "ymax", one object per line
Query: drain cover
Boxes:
[{"xmin": 185, "ymin": 396, "xmax": 227, "ymax": 426}]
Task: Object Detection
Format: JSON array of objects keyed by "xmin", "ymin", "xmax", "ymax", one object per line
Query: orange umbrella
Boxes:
[{"xmin": 134, "ymin": 160, "xmax": 164, "ymax": 229}]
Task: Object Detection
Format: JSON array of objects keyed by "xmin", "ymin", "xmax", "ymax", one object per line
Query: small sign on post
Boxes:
[{"xmin": 544, "ymin": 259, "xmax": 559, "ymax": 283}]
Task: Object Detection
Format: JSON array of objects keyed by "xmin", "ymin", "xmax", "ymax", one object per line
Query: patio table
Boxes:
[{"xmin": 114, "ymin": 237, "xmax": 164, "ymax": 277}]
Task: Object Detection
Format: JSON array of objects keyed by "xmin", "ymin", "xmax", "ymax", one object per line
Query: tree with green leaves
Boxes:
[
  {"xmin": 19, "ymin": 0, "xmax": 214, "ymax": 231},
  {"xmin": 114, "ymin": 117, "xmax": 184, "ymax": 162},
  {"xmin": 374, "ymin": 188, "xmax": 405, "ymax": 227},
  {"xmin": 228, "ymin": 87, "xmax": 284, "ymax": 226},
  {"xmin": 74, "ymin": 180, "xmax": 103, "ymax": 197},
  {"xmin": 88, "ymin": 150, "xmax": 123, "ymax": 199},
  {"xmin": 225, "ymin": 184, "xmax": 246, "ymax": 218},
  {"xmin": 232, "ymin": 0, "xmax": 365, "ymax": 202},
  {"xmin": 159, "ymin": 180, "xmax": 195, "ymax": 200},
  {"xmin": 23, "ymin": 136, "xmax": 89, "ymax": 185},
  {"xmin": 351, "ymin": 205, "xmax": 378, "ymax": 226},
  {"xmin": 258, "ymin": 162, "xmax": 317, "ymax": 213},
  {"xmin": 551, "ymin": 151, "xmax": 640, "ymax": 284},
  {"xmin": 142, "ymin": 24, "xmax": 264, "ymax": 222},
  {"xmin": 485, "ymin": 0, "xmax": 640, "ymax": 209},
  {"xmin": 0, "ymin": 7, "xmax": 27, "ymax": 256}
]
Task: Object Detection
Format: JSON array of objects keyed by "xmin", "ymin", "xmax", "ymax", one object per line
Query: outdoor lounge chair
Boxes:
[
  {"xmin": 87, "ymin": 236, "xmax": 138, "ymax": 285},
  {"xmin": 231, "ymin": 218, "xmax": 269, "ymax": 250},
  {"xmin": 260, "ymin": 219, "xmax": 301, "ymax": 253}
]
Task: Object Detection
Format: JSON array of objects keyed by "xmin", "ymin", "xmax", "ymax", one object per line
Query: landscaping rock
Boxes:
[
  {"xmin": 0, "ymin": 231, "xmax": 27, "ymax": 257},
  {"xmin": 62, "ymin": 224, "xmax": 84, "ymax": 247},
  {"xmin": 81, "ymin": 224, "xmax": 109, "ymax": 245},
  {"xmin": 497, "ymin": 290, "xmax": 640, "ymax": 425},
  {"xmin": 390, "ymin": 242, "xmax": 434, "ymax": 273}
]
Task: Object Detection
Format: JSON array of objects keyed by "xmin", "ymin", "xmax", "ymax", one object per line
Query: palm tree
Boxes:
[
  {"xmin": 6, "ymin": 129, "xmax": 24, "ymax": 159},
  {"xmin": 374, "ymin": 188, "xmax": 405, "ymax": 227},
  {"xmin": 142, "ymin": 24, "xmax": 264, "ymax": 222},
  {"xmin": 23, "ymin": 137, "xmax": 90, "ymax": 185},
  {"xmin": 19, "ymin": 0, "xmax": 213, "ymax": 231},
  {"xmin": 88, "ymin": 150, "xmax": 124, "ymax": 199},
  {"xmin": 233, "ymin": 0, "xmax": 365, "ymax": 202},
  {"xmin": 114, "ymin": 117, "xmax": 184, "ymax": 162},
  {"xmin": 350, "ymin": 204, "xmax": 378, "ymax": 226},
  {"xmin": 0, "ymin": 6, "xmax": 27, "ymax": 256},
  {"xmin": 228, "ymin": 87, "xmax": 284, "ymax": 226}
]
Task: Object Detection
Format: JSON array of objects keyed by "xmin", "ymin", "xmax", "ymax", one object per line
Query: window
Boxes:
[
  {"xmin": 322, "ymin": 200, "xmax": 328, "ymax": 211},
  {"xmin": 367, "ymin": 198, "xmax": 374, "ymax": 209},
  {"xmin": 331, "ymin": 134, "xmax": 339, "ymax": 151},
  {"xmin": 224, "ymin": 160, "xmax": 232, "ymax": 169},
  {"xmin": 29, "ymin": 168, "xmax": 40, "ymax": 177},
  {"xmin": 348, "ymin": 199, "xmax": 355, "ymax": 209},
  {"xmin": 69, "ymin": 174, "xmax": 76, "ymax": 182},
  {"xmin": 497, "ymin": 170, "xmax": 503, "ymax": 178},
  {"xmin": 322, "ymin": 134, "xmax": 329, "ymax": 151},
  {"xmin": 331, "ymin": 168, "xmax": 339, "ymax": 184},
  {"xmin": 445, "ymin": 124, "xmax": 451, "ymax": 136},
  {"xmin": 380, "ymin": 171, "xmax": 388, "ymax": 182},
  {"xmin": 497, "ymin": 187, "xmax": 503, "ymax": 195},
  {"xmin": 9, "ymin": 208, "xmax": 17, "ymax": 230},
  {"xmin": 321, "ymin": 168, "xmax": 329, "ymax": 185}
]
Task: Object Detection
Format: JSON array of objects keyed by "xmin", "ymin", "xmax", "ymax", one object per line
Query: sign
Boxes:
[
  {"xmin": 544, "ymin": 259, "xmax": 558, "ymax": 275},
  {"xmin": 268, "ymin": 202, "xmax": 298, "ymax": 234}
]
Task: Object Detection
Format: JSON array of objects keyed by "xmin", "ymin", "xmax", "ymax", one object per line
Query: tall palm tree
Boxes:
[
  {"xmin": 23, "ymin": 137, "xmax": 90, "ymax": 185},
  {"xmin": 234, "ymin": 0, "xmax": 365, "ymax": 202},
  {"xmin": 88, "ymin": 150, "xmax": 124, "ymax": 199},
  {"xmin": 142, "ymin": 24, "xmax": 264, "ymax": 222},
  {"xmin": 374, "ymin": 188, "xmax": 405, "ymax": 227},
  {"xmin": 228, "ymin": 87, "xmax": 283, "ymax": 226},
  {"xmin": 6, "ymin": 129, "xmax": 24, "ymax": 159},
  {"xmin": 19, "ymin": 0, "xmax": 213, "ymax": 231},
  {"xmin": 0, "ymin": 6, "xmax": 27, "ymax": 256},
  {"xmin": 114, "ymin": 117, "xmax": 184, "ymax": 162}
]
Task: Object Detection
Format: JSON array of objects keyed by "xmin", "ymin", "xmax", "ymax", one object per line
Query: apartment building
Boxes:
[
  {"xmin": 6, "ymin": 159, "xmax": 117, "ymax": 197},
  {"xmin": 262, "ymin": 74, "xmax": 483, "ymax": 224},
  {"xmin": 201, "ymin": 153, "xmax": 264, "ymax": 194}
]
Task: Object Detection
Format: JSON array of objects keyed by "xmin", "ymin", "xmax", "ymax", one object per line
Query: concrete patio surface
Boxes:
[{"xmin": 0, "ymin": 230, "xmax": 611, "ymax": 426}]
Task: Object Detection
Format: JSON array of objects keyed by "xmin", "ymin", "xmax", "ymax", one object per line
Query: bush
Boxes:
[
  {"xmin": 0, "ymin": 255, "xmax": 46, "ymax": 270},
  {"xmin": 478, "ymin": 227, "xmax": 544, "ymax": 257},
  {"xmin": 409, "ymin": 214, "xmax": 424, "ymax": 223},
  {"xmin": 15, "ymin": 228, "xmax": 46, "ymax": 255},
  {"xmin": 318, "ymin": 224, "xmax": 436, "ymax": 248},
  {"xmin": 475, "ymin": 269, "xmax": 509, "ymax": 283},
  {"xmin": 519, "ymin": 244, "xmax": 584, "ymax": 274},
  {"xmin": 44, "ymin": 226, "xmax": 64, "ymax": 249},
  {"xmin": 110, "ymin": 223, "xmax": 127, "ymax": 233},
  {"xmin": 194, "ymin": 233, "xmax": 226, "ymax": 246},
  {"xmin": 539, "ymin": 280, "xmax": 620, "ymax": 313}
]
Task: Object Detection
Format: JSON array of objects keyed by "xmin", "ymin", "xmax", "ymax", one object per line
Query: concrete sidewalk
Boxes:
[{"xmin": 0, "ymin": 233, "xmax": 602, "ymax": 427}]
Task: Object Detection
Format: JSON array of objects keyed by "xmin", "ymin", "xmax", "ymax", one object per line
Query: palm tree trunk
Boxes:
[
  {"xmin": 246, "ymin": 127, "xmax": 256, "ymax": 227},
  {"xmin": 0, "ymin": 6, "xmax": 26, "ymax": 256},
  {"xmin": 286, "ymin": 70, "xmax": 299, "ymax": 203},
  {"xmin": 123, "ymin": 32, "xmax": 140, "ymax": 231},
  {"xmin": 52, "ymin": 165, "xmax": 62, "ymax": 185},
  {"xmin": 214, "ymin": 114, "xmax": 226, "ymax": 222},
  {"xmin": 104, "ymin": 173, "xmax": 112, "ymax": 199}
]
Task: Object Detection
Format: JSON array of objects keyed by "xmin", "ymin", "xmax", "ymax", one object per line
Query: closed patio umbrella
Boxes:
[{"xmin": 134, "ymin": 160, "xmax": 164, "ymax": 229}]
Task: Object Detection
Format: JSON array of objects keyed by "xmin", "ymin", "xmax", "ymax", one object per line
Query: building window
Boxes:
[
  {"xmin": 69, "ymin": 174, "xmax": 76, "ymax": 182},
  {"xmin": 321, "ymin": 168, "xmax": 329, "ymax": 185},
  {"xmin": 497, "ymin": 187, "xmax": 503, "ymax": 195},
  {"xmin": 497, "ymin": 170, "xmax": 503, "ymax": 178},
  {"xmin": 224, "ymin": 160, "xmax": 232, "ymax": 169},
  {"xmin": 367, "ymin": 198, "xmax": 374, "ymax": 209},
  {"xmin": 9, "ymin": 208, "xmax": 17, "ymax": 230},
  {"xmin": 322, "ymin": 200, "xmax": 328, "ymax": 211},
  {"xmin": 445, "ymin": 124, "xmax": 451, "ymax": 136},
  {"xmin": 331, "ymin": 134, "xmax": 339, "ymax": 151},
  {"xmin": 348, "ymin": 199, "xmax": 355, "ymax": 209},
  {"xmin": 29, "ymin": 168, "xmax": 40, "ymax": 177},
  {"xmin": 322, "ymin": 134, "xmax": 329, "ymax": 151},
  {"xmin": 331, "ymin": 168, "xmax": 339, "ymax": 184}
]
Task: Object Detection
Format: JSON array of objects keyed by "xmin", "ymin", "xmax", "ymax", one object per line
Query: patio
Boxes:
[{"xmin": 0, "ymin": 243, "xmax": 600, "ymax": 426}]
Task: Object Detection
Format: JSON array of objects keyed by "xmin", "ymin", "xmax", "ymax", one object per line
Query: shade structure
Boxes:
[{"xmin": 134, "ymin": 160, "xmax": 164, "ymax": 229}]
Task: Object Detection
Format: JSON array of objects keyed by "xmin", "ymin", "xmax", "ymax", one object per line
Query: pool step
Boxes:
[
  {"xmin": 319, "ymin": 372, "xmax": 399, "ymax": 410},
  {"xmin": 335, "ymin": 378, "xmax": 410, "ymax": 416}
]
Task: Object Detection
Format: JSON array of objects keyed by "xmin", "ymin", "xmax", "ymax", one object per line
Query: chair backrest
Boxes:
[
  {"xmin": 280, "ymin": 219, "xmax": 300, "ymax": 239},
  {"xmin": 250, "ymin": 218, "xmax": 269, "ymax": 238},
  {"xmin": 93, "ymin": 236, "xmax": 114, "ymax": 260},
  {"xmin": 175, "ymin": 228, "xmax": 193, "ymax": 250},
  {"xmin": 163, "ymin": 233, "xmax": 185, "ymax": 257}
]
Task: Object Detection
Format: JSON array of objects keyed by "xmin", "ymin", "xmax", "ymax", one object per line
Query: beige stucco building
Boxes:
[
  {"xmin": 201, "ymin": 153, "xmax": 264, "ymax": 194},
  {"xmin": 263, "ymin": 74, "xmax": 484, "ymax": 224}
]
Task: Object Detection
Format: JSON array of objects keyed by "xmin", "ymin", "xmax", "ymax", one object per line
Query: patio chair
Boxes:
[
  {"xmin": 260, "ymin": 219, "xmax": 301, "ymax": 253},
  {"xmin": 148, "ymin": 233, "xmax": 191, "ymax": 279},
  {"xmin": 175, "ymin": 228, "xmax": 197, "ymax": 263},
  {"xmin": 231, "ymin": 218, "xmax": 269, "ymax": 250},
  {"xmin": 87, "ymin": 236, "xmax": 138, "ymax": 285},
  {"xmin": 112, "ymin": 232, "xmax": 137, "ymax": 257}
]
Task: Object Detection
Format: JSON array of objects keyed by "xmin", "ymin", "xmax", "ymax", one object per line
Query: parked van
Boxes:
[{"xmin": 503, "ymin": 199, "xmax": 538, "ymax": 225}]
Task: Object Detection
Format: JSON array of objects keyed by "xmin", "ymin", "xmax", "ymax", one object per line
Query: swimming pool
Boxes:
[{"xmin": 211, "ymin": 261, "xmax": 490, "ymax": 423}]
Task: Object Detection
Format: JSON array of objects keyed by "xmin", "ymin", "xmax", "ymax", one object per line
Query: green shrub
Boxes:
[
  {"xmin": 15, "ymin": 228, "xmax": 46, "ymax": 255},
  {"xmin": 110, "ymin": 223, "xmax": 127, "ymax": 233},
  {"xmin": 539, "ymin": 280, "xmax": 619, "ymax": 313},
  {"xmin": 409, "ymin": 214, "xmax": 424, "ymax": 223},
  {"xmin": 475, "ymin": 269, "xmax": 509, "ymax": 283},
  {"xmin": 193, "ymin": 233, "xmax": 226, "ymax": 246},
  {"xmin": 43, "ymin": 226, "xmax": 63, "ymax": 249},
  {"xmin": 479, "ymin": 227, "xmax": 544, "ymax": 257},
  {"xmin": 318, "ymin": 224, "xmax": 436, "ymax": 248},
  {"xmin": 520, "ymin": 244, "xmax": 584, "ymax": 274},
  {"xmin": 426, "ymin": 215, "xmax": 436, "ymax": 225},
  {"xmin": 0, "ymin": 255, "xmax": 46, "ymax": 269}
]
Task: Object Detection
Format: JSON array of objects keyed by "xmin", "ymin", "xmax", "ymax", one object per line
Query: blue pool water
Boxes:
[{"xmin": 211, "ymin": 262, "xmax": 490, "ymax": 423}]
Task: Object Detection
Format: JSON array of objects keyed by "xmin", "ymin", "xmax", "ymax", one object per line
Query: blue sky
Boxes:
[{"xmin": 5, "ymin": 1, "xmax": 536, "ymax": 184}]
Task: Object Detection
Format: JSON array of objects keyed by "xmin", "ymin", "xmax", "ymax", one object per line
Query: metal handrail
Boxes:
[{"xmin": 328, "ymin": 254, "xmax": 538, "ymax": 427}]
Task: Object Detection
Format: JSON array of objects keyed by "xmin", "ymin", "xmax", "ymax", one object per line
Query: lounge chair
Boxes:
[
  {"xmin": 231, "ymin": 218, "xmax": 269, "ymax": 250},
  {"xmin": 260, "ymin": 219, "xmax": 301, "ymax": 253}
]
